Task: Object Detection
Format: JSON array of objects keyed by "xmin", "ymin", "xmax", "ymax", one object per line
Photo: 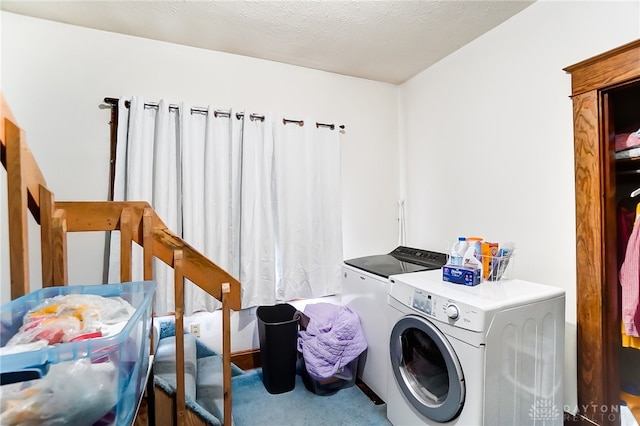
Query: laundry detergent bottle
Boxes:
[{"xmin": 450, "ymin": 237, "xmax": 467, "ymax": 266}]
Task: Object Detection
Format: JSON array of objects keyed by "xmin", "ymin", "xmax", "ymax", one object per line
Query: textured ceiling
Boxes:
[{"xmin": 1, "ymin": 0, "xmax": 535, "ymax": 84}]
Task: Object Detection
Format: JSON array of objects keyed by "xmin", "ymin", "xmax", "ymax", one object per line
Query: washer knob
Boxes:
[{"xmin": 446, "ymin": 304, "xmax": 459, "ymax": 320}]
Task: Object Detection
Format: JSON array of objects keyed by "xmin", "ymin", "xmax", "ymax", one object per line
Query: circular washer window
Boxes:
[{"xmin": 390, "ymin": 315, "xmax": 465, "ymax": 422}]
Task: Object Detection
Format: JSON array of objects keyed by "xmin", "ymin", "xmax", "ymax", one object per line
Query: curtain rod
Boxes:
[{"xmin": 103, "ymin": 97, "xmax": 345, "ymax": 130}]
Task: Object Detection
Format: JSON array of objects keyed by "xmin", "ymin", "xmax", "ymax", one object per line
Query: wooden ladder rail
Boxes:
[
  {"xmin": 1, "ymin": 93, "xmax": 239, "ymax": 426},
  {"xmin": 45, "ymin": 200, "xmax": 239, "ymax": 426}
]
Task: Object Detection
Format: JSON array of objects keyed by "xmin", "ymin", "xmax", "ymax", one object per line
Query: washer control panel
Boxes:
[
  {"xmin": 411, "ymin": 290, "xmax": 434, "ymax": 315},
  {"xmin": 409, "ymin": 288, "xmax": 484, "ymax": 332}
]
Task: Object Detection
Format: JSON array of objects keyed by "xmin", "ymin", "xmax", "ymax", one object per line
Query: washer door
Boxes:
[{"xmin": 390, "ymin": 315, "xmax": 465, "ymax": 423}]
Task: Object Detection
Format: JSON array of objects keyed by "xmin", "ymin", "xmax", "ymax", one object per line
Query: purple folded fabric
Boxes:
[{"xmin": 298, "ymin": 303, "xmax": 368, "ymax": 381}]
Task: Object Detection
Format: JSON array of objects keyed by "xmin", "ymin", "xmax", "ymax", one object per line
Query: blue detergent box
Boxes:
[{"xmin": 442, "ymin": 264, "xmax": 481, "ymax": 286}]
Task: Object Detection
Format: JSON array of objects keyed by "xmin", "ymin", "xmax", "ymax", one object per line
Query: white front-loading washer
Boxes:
[
  {"xmin": 340, "ymin": 247, "xmax": 447, "ymax": 401},
  {"xmin": 386, "ymin": 269, "xmax": 565, "ymax": 426}
]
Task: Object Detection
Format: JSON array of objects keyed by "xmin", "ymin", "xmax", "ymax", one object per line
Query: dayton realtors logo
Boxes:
[{"xmin": 529, "ymin": 399, "xmax": 561, "ymax": 422}]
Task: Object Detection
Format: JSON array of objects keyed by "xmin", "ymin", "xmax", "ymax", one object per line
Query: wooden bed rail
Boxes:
[{"xmin": 1, "ymin": 93, "xmax": 239, "ymax": 426}]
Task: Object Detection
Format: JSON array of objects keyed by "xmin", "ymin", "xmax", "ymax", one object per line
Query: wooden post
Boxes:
[
  {"xmin": 5, "ymin": 119, "xmax": 30, "ymax": 298},
  {"xmin": 222, "ymin": 282, "xmax": 232, "ymax": 426},
  {"xmin": 39, "ymin": 185, "xmax": 55, "ymax": 287},
  {"xmin": 173, "ymin": 250, "xmax": 186, "ymax": 426},
  {"xmin": 143, "ymin": 207, "xmax": 155, "ymax": 356},
  {"xmin": 143, "ymin": 208, "xmax": 154, "ymax": 281},
  {"xmin": 51, "ymin": 209, "xmax": 68, "ymax": 286},
  {"xmin": 120, "ymin": 207, "xmax": 132, "ymax": 282}
]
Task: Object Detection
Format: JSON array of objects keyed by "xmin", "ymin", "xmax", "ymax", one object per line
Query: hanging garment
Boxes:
[
  {"xmin": 619, "ymin": 205, "xmax": 637, "ymax": 270},
  {"xmin": 621, "ymin": 204, "xmax": 640, "ymax": 347},
  {"xmin": 620, "ymin": 205, "xmax": 640, "ymax": 337}
]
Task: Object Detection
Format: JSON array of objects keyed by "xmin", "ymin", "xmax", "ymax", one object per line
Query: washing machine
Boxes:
[
  {"xmin": 386, "ymin": 269, "xmax": 565, "ymax": 426},
  {"xmin": 341, "ymin": 247, "xmax": 447, "ymax": 401}
]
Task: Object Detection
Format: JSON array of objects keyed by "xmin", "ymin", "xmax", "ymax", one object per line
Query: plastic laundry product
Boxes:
[
  {"xmin": 462, "ymin": 245, "xmax": 483, "ymax": 279},
  {"xmin": 466, "ymin": 237, "xmax": 483, "ymax": 260},
  {"xmin": 449, "ymin": 237, "xmax": 467, "ymax": 266},
  {"xmin": 481, "ymin": 242, "xmax": 499, "ymax": 280}
]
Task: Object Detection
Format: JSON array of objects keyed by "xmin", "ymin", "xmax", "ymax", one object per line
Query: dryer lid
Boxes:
[{"xmin": 344, "ymin": 246, "xmax": 447, "ymax": 278}]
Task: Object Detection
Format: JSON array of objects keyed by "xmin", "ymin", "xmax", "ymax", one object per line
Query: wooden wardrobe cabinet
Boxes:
[{"xmin": 565, "ymin": 39, "xmax": 640, "ymax": 425}]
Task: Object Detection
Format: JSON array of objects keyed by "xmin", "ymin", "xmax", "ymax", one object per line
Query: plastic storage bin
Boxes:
[
  {"xmin": 0, "ymin": 281, "xmax": 156, "ymax": 426},
  {"xmin": 298, "ymin": 354, "xmax": 359, "ymax": 396},
  {"xmin": 256, "ymin": 303, "xmax": 299, "ymax": 394}
]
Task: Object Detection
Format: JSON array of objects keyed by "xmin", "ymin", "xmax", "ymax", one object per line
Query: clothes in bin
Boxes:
[
  {"xmin": 0, "ymin": 281, "xmax": 156, "ymax": 425},
  {"xmin": 296, "ymin": 303, "xmax": 367, "ymax": 395},
  {"xmin": 297, "ymin": 353, "xmax": 361, "ymax": 396}
]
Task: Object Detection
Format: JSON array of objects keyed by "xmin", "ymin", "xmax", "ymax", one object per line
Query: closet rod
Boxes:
[
  {"xmin": 618, "ymin": 169, "xmax": 640, "ymax": 176},
  {"xmin": 103, "ymin": 97, "xmax": 345, "ymax": 130}
]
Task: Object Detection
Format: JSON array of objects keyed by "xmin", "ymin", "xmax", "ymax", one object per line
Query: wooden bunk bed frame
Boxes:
[{"xmin": 0, "ymin": 92, "xmax": 241, "ymax": 426}]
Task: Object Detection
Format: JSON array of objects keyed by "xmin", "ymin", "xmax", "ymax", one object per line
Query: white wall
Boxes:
[
  {"xmin": 0, "ymin": 11, "xmax": 399, "ymax": 349},
  {"xmin": 399, "ymin": 0, "xmax": 639, "ymax": 411}
]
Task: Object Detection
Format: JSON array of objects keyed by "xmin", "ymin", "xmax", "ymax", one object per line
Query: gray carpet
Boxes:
[{"xmin": 231, "ymin": 369, "xmax": 391, "ymax": 426}]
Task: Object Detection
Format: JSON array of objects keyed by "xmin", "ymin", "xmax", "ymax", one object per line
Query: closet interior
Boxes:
[{"xmin": 613, "ymin": 82, "xmax": 640, "ymax": 423}]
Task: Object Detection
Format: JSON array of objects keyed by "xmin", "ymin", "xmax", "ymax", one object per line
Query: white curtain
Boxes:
[
  {"xmin": 181, "ymin": 106, "xmax": 243, "ymax": 313},
  {"xmin": 273, "ymin": 118, "xmax": 343, "ymax": 300},
  {"xmin": 109, "ymin": 98, "xmax": 181, "ymax": 314},
  {"xmin": 109, "ymin": 97, "xmax": 343, "ymax": 314},
  {"xmin": 239, "ymin": 115, "xmax": 278, "ymax": 308},
  {"xmin": 152, "ymin": 100, "xmax": 181, "ymax": 314}
]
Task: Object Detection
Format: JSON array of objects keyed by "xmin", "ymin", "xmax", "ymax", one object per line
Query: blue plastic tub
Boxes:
[{"xmin": 0, "ymin": 281, "xmax": 156, "ymax": 425}]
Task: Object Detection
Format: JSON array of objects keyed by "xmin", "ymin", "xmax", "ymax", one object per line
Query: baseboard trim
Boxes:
[{"xmin": 231, "ymin": 348, "xmax": 261, "ymax": 371}]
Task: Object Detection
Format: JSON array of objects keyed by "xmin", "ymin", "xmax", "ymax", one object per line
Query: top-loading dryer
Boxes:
[
  {"xmin": 386, "ymin": 269, "xmax": 565, "ymax": 426},
  {"xmin": 341, "ymin": 247, "xmax": 447, "ymax": 401}
]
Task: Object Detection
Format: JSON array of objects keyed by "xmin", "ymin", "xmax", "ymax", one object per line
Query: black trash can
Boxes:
[{"xmin": 256, "ymin": 303, "xmax": 299, "ymax": 394}]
